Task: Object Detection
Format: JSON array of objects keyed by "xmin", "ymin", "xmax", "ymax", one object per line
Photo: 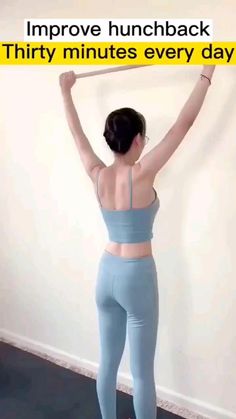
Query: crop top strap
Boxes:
[{"xmin": 129, "ymin": 166, "xmax": 133, "ymax": 209}]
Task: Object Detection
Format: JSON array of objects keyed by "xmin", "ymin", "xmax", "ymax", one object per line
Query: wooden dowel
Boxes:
[{"xmin": 75, "ymin": 65, "xmax": 150, "ymax": 79}]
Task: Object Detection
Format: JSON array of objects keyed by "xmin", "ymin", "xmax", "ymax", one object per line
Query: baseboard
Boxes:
[{"xmin": 0, "ymin": 328, "xmax": 233, "ymax": 419}]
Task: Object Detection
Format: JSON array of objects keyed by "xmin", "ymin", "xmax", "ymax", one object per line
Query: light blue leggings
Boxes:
[{"xmin": 95, "ymin": 250, "xmax": 159, "ymax": 419}]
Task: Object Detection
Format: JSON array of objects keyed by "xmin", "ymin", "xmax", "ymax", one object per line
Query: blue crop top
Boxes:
[{"xmin": 95, "ymin": 166, "xmax": 160, "ymax": 243}]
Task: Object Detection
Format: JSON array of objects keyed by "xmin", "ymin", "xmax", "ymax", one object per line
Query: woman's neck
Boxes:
[{"xmin": 113, "ymin": 153, "xmax": 135, "ymax": 167}]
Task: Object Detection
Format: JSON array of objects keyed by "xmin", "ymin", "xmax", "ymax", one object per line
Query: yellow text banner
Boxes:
[{"xmin": 0, "ymin": 42, "xmax": 235, "ymax": 65}]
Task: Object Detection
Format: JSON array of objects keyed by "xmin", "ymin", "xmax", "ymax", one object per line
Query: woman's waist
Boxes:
[{"xmin": 105, "ymin": 240, "xmax": 153, "ymax": 259}]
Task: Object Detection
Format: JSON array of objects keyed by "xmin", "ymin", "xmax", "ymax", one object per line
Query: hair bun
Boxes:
[
  {"xmin": 103, "ymin": 107, "xmax": 146, "ymax": 155},
  {"xmin": 104, "ymin": 129, "xmax": 117, "ymax": 143},
  {"xmin": 112, "ymin": 114, "xmax": 127, "ymax": 134}
]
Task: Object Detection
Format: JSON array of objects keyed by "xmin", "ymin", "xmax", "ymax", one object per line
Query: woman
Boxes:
[{"xmin": 59, "ymin": 64, "xmax": 215, "ymax": 419}]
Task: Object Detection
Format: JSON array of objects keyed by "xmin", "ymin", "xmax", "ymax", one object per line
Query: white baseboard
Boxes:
[{"xmin": 0, "ymin": 328, "xmax": 234, "ymax": 419}]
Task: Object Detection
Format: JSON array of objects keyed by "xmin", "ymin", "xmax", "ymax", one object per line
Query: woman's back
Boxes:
[
  {"xmin": 94, "ymin": 163, "xmax": 160, "ymax": 258},
  {"xmin": 95, "ymin": 163, "xmax": 159, "ymax": 209}
]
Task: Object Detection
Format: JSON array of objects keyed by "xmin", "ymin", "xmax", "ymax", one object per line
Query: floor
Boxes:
[{"xmin": 0, "ymin": 341, "xmax": 183, "ymax": 419}]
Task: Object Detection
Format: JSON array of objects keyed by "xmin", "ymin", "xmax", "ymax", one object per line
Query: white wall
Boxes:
[{"xmin": 0, "ymin": 1, "xmax": 236, "ymax": 418}]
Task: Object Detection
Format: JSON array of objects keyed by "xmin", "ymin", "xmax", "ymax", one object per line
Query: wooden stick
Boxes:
[{"xmin": 75, "ymin": 65, "xmax": 150, "ymax": 79}]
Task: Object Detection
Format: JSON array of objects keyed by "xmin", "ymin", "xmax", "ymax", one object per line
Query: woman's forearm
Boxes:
[
  {"xmin": 59, "ymin": 71, "xmax": 105, "ymax": 175},
  {"xmin": 61, "ymin": 89, "xmax": 86, "ymax": 142},
  {"xmin": 176, "ymin": 65, "xmax": 216, "ymax": 125}
]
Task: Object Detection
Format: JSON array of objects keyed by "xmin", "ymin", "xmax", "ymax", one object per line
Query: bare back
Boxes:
[{"xmin": 94, "ymin": 162, "xmax": 158, "ymax": 258}]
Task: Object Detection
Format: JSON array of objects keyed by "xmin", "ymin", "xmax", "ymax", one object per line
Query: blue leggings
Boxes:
[{"xmin": 95, "ymin": 250, "xmax": 159, "ymax": 419}]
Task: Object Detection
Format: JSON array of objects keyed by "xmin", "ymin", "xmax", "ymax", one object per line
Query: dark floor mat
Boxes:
[{"xmin": 0, "ymin": 341, "xmax": 183, "ymax": 418}]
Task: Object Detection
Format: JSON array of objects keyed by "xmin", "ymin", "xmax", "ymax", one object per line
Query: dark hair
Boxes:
[{"xmin": 103, "ymin": 107, "xmax": 146, "ymax": 154}]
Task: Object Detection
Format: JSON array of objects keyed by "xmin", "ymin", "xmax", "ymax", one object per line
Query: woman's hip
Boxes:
[{"xmin": 96, "ymin": 250, "xmax": 158, "ymax": 317}]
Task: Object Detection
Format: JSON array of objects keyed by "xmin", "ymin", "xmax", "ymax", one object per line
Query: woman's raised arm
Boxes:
[
  {"xmin": 59, "ymin": 71, "xmax": 106, "ymax": 181},
  {"xmin": 139, "ymin": 65, "xmax": 216, "ymax": 176}
]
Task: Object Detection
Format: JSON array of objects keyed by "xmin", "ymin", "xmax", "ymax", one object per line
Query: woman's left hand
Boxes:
[{"xmin": 59, "ymin": 71, "xmax": 76, "ymax": 92}]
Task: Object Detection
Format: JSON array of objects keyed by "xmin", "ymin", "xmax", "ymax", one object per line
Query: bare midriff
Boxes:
[{"xmin": 105, "ymin": 240, "xmax": 153, "ymax": 259}]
